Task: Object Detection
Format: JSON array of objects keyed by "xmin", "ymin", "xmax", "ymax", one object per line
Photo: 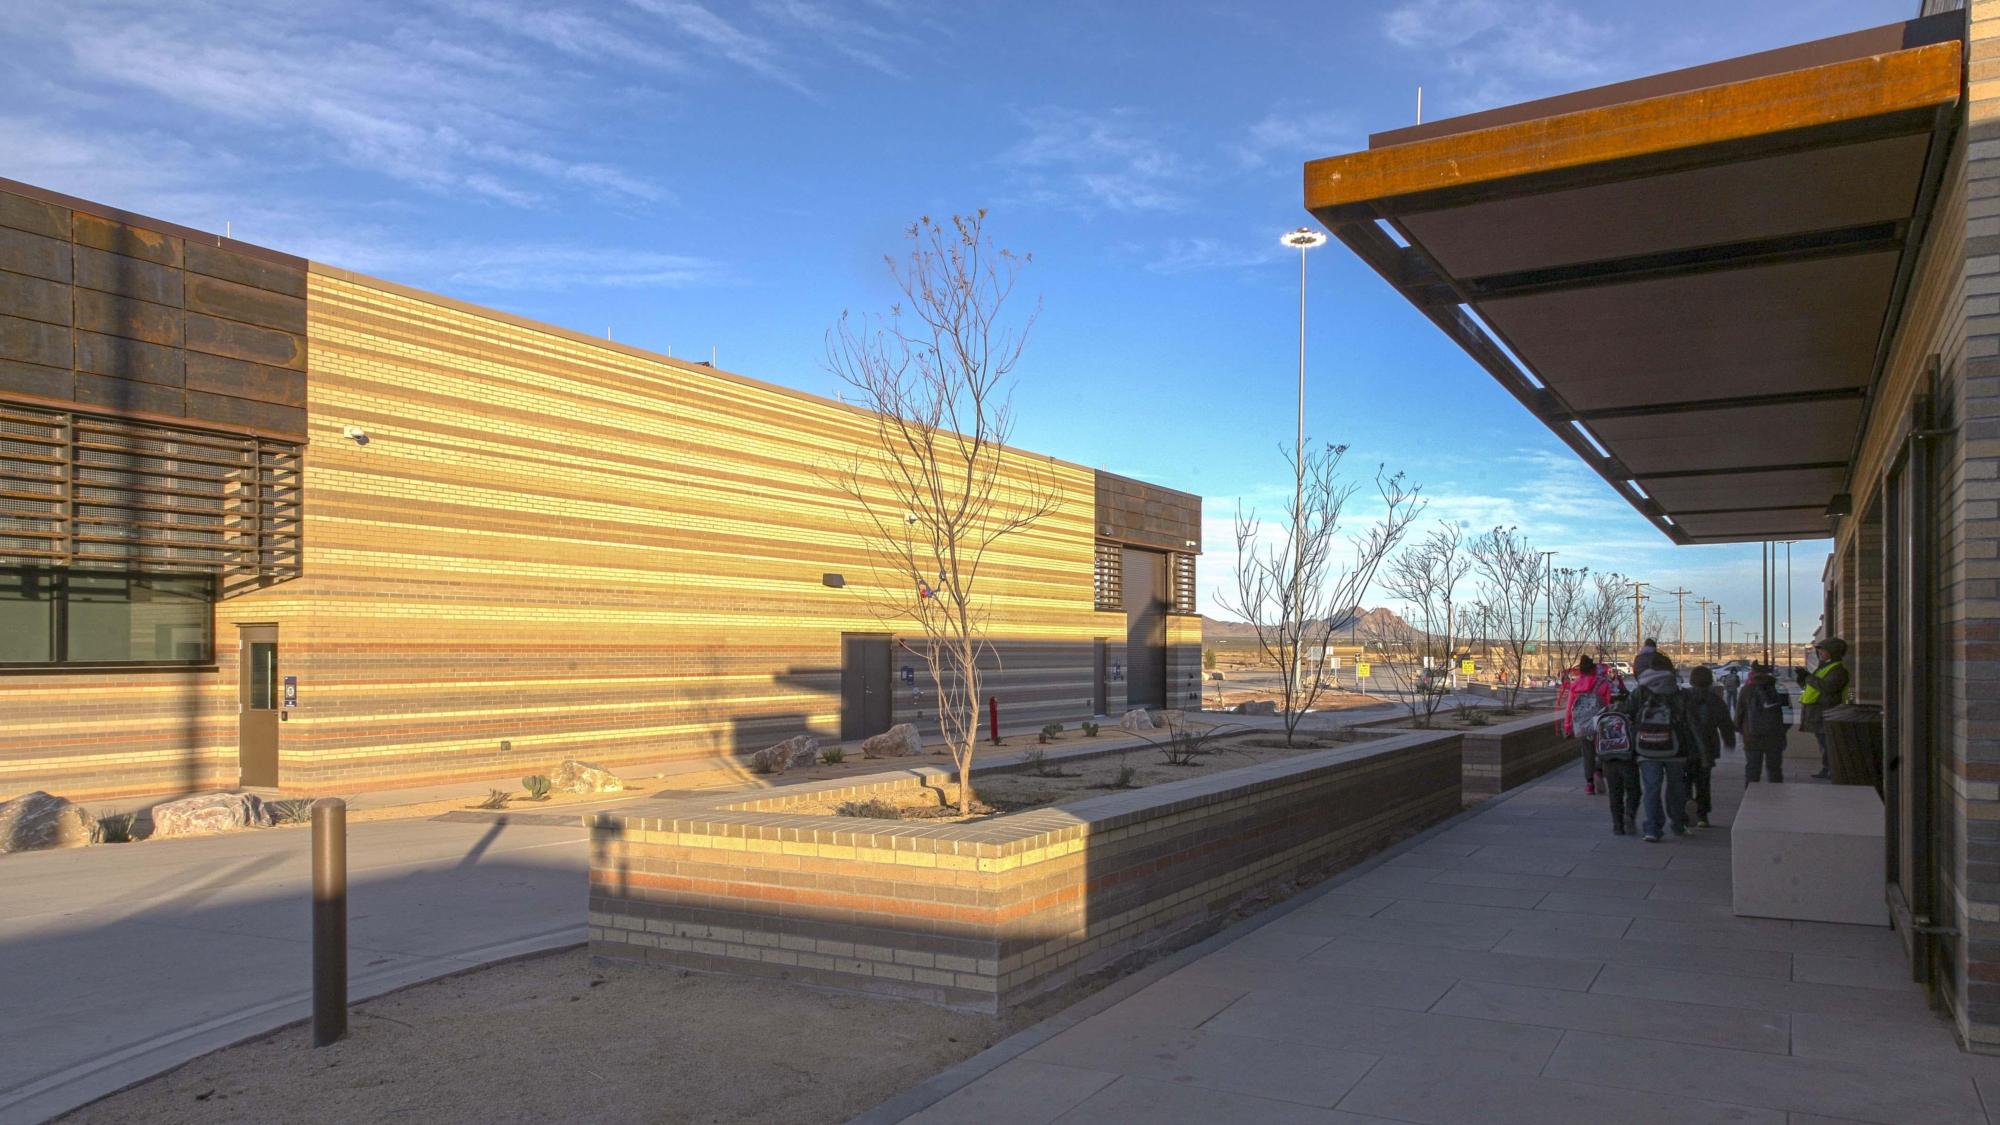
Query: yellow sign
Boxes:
[
  {"xmin": 1356, "ymin": 662, "xmax": 1371, "ymax": 678},
  {"xmin": 1461, "ymin": 660, "xmax": 1476, "ymax": 675}
]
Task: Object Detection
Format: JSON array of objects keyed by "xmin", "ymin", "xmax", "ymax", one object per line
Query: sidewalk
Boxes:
[{"xmin": 876, "ymin": 750, "xmax": 1991, "ymax": 1124}]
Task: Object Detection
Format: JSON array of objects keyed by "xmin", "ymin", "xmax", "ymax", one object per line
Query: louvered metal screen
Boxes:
[
  {"xmin": 0, "ymin": 402, "xmax": 302, "ymax": 593},
  {"xmin": 1171, "ymin": 552, "xmax": 1197, "ymax": 615},
  {"xmin": 1094, "ymin": 540, "xmax": 1122, "ymax": 611}
]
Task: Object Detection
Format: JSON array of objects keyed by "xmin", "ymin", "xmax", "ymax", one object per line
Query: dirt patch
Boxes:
[
  {"xmin": 794, "ymin": 736, "xmax": 1336, "ymax": 823},
  {"xmin": 61, "ymin": 946, "xmax": 1054, "ymax": 1125}
]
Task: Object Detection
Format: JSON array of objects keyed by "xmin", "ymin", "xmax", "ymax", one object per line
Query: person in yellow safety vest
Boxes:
[{"xmin": 1794, "ymin": 637, "xmax": 1849, "ymax": 780}]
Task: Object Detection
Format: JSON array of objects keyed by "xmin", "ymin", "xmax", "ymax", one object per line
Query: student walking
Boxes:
[
  {"xmin": 1623, "ymin": 657, "xmax": 1695, "ymax": 842},
  {"xmin": 1796, "ymin": 638, "xmax": 1849, "ymax": 779},
  {"xmin": 1682, "ymin": 665, "xmax": 1736, "ymax": 828},
  {"xmin": 1560, "ymin": 655, "xmax": 1616, "ymax": 795},
  {"xmin": 1736, "ymin": 663, "xmax": 1790, "ymax": 783},
  {"xmin": 1593, "ymin": 704, "xmax": 1640, "ymax": 835}
]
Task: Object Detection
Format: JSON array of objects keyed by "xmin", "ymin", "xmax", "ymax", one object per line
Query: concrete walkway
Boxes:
[
  {"xmin": 0, "ymin": 814, "xmax": 588, "ymax": 1124},
  {"xmin": 886, "ymin": 751, "xmax": 1994, "ymax": 1124}
]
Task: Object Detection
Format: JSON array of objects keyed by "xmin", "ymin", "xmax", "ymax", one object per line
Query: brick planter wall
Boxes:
[
  {"xmin": 1365, "ymin": 710, "xmax": 1570, "ymax": 800},
  {"xmin": 586, "ymin": 730, "xmax": 1463, "ymax": 1012}
]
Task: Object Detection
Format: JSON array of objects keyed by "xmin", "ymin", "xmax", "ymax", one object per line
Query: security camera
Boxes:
[
  {"xmin": 905, "ymin": 512, "xmax": 920, "ymax": 525},
  {"xmin": 342, "ymin": 426, "xmax": 370, "ymax": 446}
]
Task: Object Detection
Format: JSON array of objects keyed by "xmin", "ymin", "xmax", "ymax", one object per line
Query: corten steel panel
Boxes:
[
  {"xmin": 73, "ymin": 371, "xmax": 187, "ymax": 416},
  {"xmin": 0, "ymin": 358, "xmax": 71, "ymax": 399},
  {"xmin": 73, "ymin": 245, "xmax": 186, "ymax": 306},
  {"xmin": 1123, "ymin": 546, "xmax": 1167, "ymax": 709},
  {"xmin": 1094, "ymin": 469, "xmax": 1200, "ymax": 551},
  {"xmin": 1677, "ymin": 510, "xmax": 1836, "ymax": 540},
  {"xmin": 74, "ymin": 330, "xmax": 182, "ymax": 387},
  {"xmin": 0, "ymin": 269, "xmax": 72, "ymax": 326},
  {"xmin": 71, "ymin": 212, "xmax": 182, "ymax": 268},
  {"xmin": 0, "ymin": 227, "xmax": 71, "ymax": 283},
  {"xmin": 1638, "ymin": 466, "xmax": 1849, "ymax": 513},
  {"xmin": 1474, "ymin": 252, "xmax": 1897, "ymax": 412},
  {"xmin": 1398, "ymin": 134, "xmax": 1927, "ymax": 278},
  {"xmin": 1589, "ymin": 398, "xmax": 1867, "ymax": 475},
  {"xmin": 185, "ymin": 274, "xmax": 307, "ymax": 335},
  {"xmin": 184, "ymin": 313, "xmax": 306, "ymax": 371},
  {"xmin": 185, "ymin": 351, "xmax": 307, "ymax": 406},
  {"xmin": 74, "ymin": 289, "xmax": 184, "ymax": 348},
  {"xmin": 0, "ymin": 313, "xmax": 71, "ymax": 369},
  {"xmin": 184, "ymin": 242, "xmax": 309, "ymax": 299},
  {"xmin": 0, "ymin": 190, "xmax": 69, "ymax": 240}
]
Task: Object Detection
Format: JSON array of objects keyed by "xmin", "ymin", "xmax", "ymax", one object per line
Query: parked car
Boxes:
[{"xmin": 1607, "ymin": 660, "xmax": 1633, "ymax": 676}]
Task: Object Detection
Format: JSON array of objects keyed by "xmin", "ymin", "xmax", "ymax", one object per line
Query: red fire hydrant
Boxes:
[{"xmin": 988, "ymin": 697, "xmax": 1000, "ymax": 745}]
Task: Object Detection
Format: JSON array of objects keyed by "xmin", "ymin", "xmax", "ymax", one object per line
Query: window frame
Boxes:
[{"xmin": 0, "ymin": 567, "xmax": 217, "ymax": 670}]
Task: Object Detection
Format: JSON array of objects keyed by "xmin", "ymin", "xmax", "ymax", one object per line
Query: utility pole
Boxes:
[
  {"xmin": 1784, "ymin": 541, "xmax": 1794, "ymax": 664},
  {"xmin": 1714, "ymin": 604, "xmax": 1724, "ymax": 659},
  {"xmin": 1628, "ymin": 580, "xmax": 1649, "ymax": 656},
  {"xmin": 1665, "ymin": 587, "xmax": 1691, "ymax": 659},
  {"xmin": 1695, "ymin": 596, "xmax": 1713, "ymax": 660}
]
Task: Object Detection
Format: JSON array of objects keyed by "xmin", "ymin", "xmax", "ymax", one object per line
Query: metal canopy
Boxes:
[{"xmin": 1304, "ymin": 14, "xmax": 1962, "ymax": 544}]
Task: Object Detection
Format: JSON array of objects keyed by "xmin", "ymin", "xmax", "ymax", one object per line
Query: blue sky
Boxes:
[{"xmin": 3, "ymin": 0, "xmax": 1910, "ymax": 647}]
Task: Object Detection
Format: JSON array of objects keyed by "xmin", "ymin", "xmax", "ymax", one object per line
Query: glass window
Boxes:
[
  {"xmin": 0, "ymin": 569, "xmax": 213, "ymax": 666},
  {"xmin": 247, "ymin": 642, "xmax": 277, "ymax": 709},
  {"xmin": 0, "ymin": 570, "xmax": 55, "ymax": 662}
]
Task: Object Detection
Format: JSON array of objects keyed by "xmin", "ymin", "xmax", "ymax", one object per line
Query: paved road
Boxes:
[{"xmin": 0, "ymin": 814, "xmax": 590, "ymax": 1124}]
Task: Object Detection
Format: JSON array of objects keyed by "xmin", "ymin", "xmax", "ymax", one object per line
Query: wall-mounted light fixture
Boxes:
[
  {"xmin": 1823, "ymin": 493, "xmax": 1852, "ymax": 518},
  {"xmin": 342, "ymin": 426, "xmax": 370, "ymax": 446},
  {"xmin": 822, "ymin": 573, "xmax": 845, "ymax": 588}
]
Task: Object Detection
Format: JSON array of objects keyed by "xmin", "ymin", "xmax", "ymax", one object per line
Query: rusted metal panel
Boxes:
[
  {"xmin": 186, "ymin": 390, "xmax": 306, "ymax": 435},
  {"xmin": 71, "ymin": 211, "xmax": 182, "ymax": 268},
  {"xmin": 184, "ymin": 242, "xmax": 307, "ymax": 298},
  {"xmin": 0, "ymin": 357, "xmax": 73, "ymax": 399},
  {"xmin": 184, "ymin": 312, "xmax": 306, "ymax": 371},
  {"xmin": 0, "ymin": 312, "xmax": 71, "ymax": 368},
  {"xmin": 185, "ymin": 273, "xmax": 306, "ymax": 335},
  {"xmin": 184, "ymin": 350, "xmax": 306, "ymax": 407},
  {"xmin": 0, "ymin": 269, "xmax": 72, "ymax": 326},
  {"xmin": 74, "ymin": 330, "xmax": 184, "ymax": 387},
  {"xmin": 0, "ymin": 227, "xmax": 71, "ymax": 284},
  {"xmin": 74, "ymin": 289, "xmax": 184, "ymax": 347},
  {"xmin": 73, "ymin": 245, "xmax": 184, "ymax": 306},
  {"xmin": 0, "ymin": 189, "xmax": 70, "ymax": 240},
  {"xmin": 74, "ymin": 371, "xmax": 186, "ymax": 416}
]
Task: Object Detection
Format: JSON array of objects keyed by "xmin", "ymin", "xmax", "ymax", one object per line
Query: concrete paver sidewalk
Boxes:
[{"xmin": 887, "ymin": 751, "xmax": 1993, "ymax": 1125}]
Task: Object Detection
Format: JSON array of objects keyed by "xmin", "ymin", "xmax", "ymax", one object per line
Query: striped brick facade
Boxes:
[
  {"xmin": 588, "ymin": 730, "xmax": 1464, "ymax": 1011},
  {"xmin": 0, "ymin": 191, "xmax": 1199, "ymax": 802}
]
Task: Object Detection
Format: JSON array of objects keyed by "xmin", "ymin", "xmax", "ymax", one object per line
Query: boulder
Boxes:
[
  {"xmin": 861, "ymin": 723, "xmax": 923, "ymax": 758},
  {"xmin": 1236, "ymin": 700, "xmax": 1277, "ymax": 715},
  {"xmin": 149, "ymin": 792, "xmax": 273, "ymax": 838},
  {"xmin": 749, "ymin": 735, "xmax": 817, "ymax": 775},
  {"xmin": 550, "ymin": 759, "xmax": 624, "ymax": 794},
  {"xmin": 0, "ymin": 791, "xmax": 94, "ymax": 854},
  {"xmin": 1119, "ymin": 709, "xmax": 1155, "ymax": 733}
]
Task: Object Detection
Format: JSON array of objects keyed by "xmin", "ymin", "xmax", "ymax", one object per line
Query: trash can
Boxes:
[{"xmin": 1822, "ymin": 703, "xmax": 1884, "ymax": 795}]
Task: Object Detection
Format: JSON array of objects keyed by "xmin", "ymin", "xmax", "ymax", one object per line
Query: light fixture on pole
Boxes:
[
  {"xmin": 1538, "ymin": 550, "xmax": 1558, "ymax": 680},
  {"xmin": 1280, "ymin": 227, "xmax": 1327, "ymax": 700}
]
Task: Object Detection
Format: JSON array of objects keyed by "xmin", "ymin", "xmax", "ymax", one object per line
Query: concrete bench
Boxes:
[{"xmin": 1732, "ymin": 783, "xmax": 1886, "ymax": 927}]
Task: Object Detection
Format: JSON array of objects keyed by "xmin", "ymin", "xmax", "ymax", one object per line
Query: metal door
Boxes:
[
  {"xmin": 1123, "ymin": 547, "xmax": 1167, "ymax": 709},
  {"xmin": 1093, "ymin": 638, "xmax": 1108, "ymax": 716},
  {"xmin": 841, "ymin": 634, "xmax": 893, "ymax": 741},
  {"xmin": 238, "ymin": 624, "xmax": 280, "ymax": 787}
]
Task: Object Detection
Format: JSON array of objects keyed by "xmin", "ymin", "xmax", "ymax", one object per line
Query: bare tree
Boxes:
[
  {"xmin": 825, "ymin": 212, "xmax": 1058, "ymax": 814},
  {"xmin": 1222, "ymin": 444, "xmax": 1421, "ymax": 745},
  {"xmin": 1381, "ymin": 520, "xmax": 1470, "ymax": 726},
  {"xmin": 1585, "ymin": 571, "xmax": 1628, "ymax": 664},
  {"xmin": 1470, "ymin": 526, "xmax": 1543, "ymax": 708},
  {"xmin": 1545, "ymin": 565, "xmax": 1592, "ymax": 676}
]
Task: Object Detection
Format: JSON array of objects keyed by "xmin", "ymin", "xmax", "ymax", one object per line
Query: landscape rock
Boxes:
[
  {"xmin": 0, "ymin": 791, "xmax": 94, "ymax": 854},
  {"xmin": 1119, "ymin": 709, "xmax": 1155, "ymax": 733},
  {"xmin": 550, "ymin": 759, "xmax": 625, "ymax": 794},
  {"xmin": 861, "ymin": 723, "xmax": 923, "ymax": 758},
  {"xmin": 149, "ymin": 792, "xmax": 273, "ymax": 838},
  {"xmin": 1236, "ymin": 700, "xmax": 1277, "ymax": 715},
  {"xmin": 750, "ymin": 735, "xmax": 818, "ymax": 775}
]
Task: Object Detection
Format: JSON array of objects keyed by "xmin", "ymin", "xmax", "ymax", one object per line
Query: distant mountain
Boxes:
[{"xmin": 1201, "ymin": 607, "xmax": 1417, "ymax": 642}]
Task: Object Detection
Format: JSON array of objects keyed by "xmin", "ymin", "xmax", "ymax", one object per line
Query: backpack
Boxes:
[
  {"xmin": 1571, "ymin": 692, "xmax": 1607, "ymax": 738},
  {"xmin": 1747, "ymin": 683, "xmax": 1788, "ymax": 740},
  {"xmin": 1593, "ymin": 712, "xmax": 1634, "ymax": 762},
  {"xmin": 1632, "ymin": 689, "xmax": 1682, "ymax": 760}
]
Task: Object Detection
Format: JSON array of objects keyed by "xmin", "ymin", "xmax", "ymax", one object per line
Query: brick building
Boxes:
[
  {"xmin": 0, "ymin": 179, "xmax": 1201, "ymax": 801},
  {"xmin": 1304, "ymin": 3, "xmax": 2000, "ymax": 1053}
]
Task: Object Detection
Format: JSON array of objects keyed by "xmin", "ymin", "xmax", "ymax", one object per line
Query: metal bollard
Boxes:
[
  {"xmin": 311, "ymin": 797, "xmax": 348, "ymax": 1047},
  {"xmin": 988, "ymin": 696, "xmax": 1000, "ymax": 745}
]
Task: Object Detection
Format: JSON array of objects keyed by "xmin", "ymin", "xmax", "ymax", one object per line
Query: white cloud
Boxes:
[
  {"xmin": 1382, "ymin": 0, "xmax": 1617, "ymax": 114},
  {"xmin": 1145, "ymin": 236, "xmax": 1282, "ymax": 275},
  {"xmin": 1003, "ymin": 107, "xmax": 1191, "ymax": 214},
  {"xmin": 1232, "ymin": 106, "xmax": 1354, "ymax": 170}
]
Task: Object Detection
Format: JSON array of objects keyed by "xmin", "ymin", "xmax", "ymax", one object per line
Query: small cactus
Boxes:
[
  {"xmin": 478, "ymin": 788, "xmax": 512, "ymax": 810},
  {"xmin": 821, "ymin": 746, "xmax": 845, "ymax": 764},
  {"xmin": 522, "ymin": 774, "xmax": 552, "ymax": 801},
  {"xmin": 1082, "ymin": 721, "xmax": 1100, "ymax": 737}
]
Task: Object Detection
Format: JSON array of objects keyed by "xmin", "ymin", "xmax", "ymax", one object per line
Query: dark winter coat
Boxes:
[
  {"xmin": 1682, "ymin": 684, "xmax": 1737, "ymax": 768},
  {"xmin": 1735, "ymin": 670, "xmax": 1790, "ymax": 753}
]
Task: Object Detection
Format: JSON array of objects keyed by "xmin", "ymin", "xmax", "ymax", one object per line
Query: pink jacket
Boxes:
[{"xmin": 1560, "ymin": 672, "xmax": 1615, "ymax": 737}]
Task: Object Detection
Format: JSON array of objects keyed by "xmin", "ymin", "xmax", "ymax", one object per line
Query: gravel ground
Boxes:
[{"xmin": 63, "ymin": 947, "xmax": 1043, "ymax": 1125}]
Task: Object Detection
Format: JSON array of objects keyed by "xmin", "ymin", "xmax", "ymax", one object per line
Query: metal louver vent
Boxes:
[{"xmin": 0, "ymin": 403, "xmax": 302, "ymax": 594}]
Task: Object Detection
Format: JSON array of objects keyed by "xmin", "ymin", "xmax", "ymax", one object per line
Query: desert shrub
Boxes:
[
  {"xmin": 522, "ymin": 775, "xmax": 552, "ymax": 801},
  {"xmin": 1456, "ymin": 704, "xmax": 1491, "ymax": 727},
  {"xmin": 834, "ymin": 798, "xmax": 902, "ymax": 819},
  {"xmin": 1150, "ymin": 720, "xmax": 1236, "ymax": 767},
  {"xmin": 1022, "ymin": 747, "xmax": 1048, "ymax": 770},
  {"xmin": 268, "ymin": 798, "xmax": 316, "ymax": 825},
  {"xmin": 821, "ymin": 746, "xmax": 845, "ymax": 764},
  {"xmin": 1082, "ymin": 721, "xmax": 1099, "ymax": 737},
  {"xmin": 1110, "ymin": 765, "xmax": 1138, "ymax": 789},
  {"xmin": 478, "ymin": 788, "xmax": 512, "ymax": 809},
  {"xmin": 94, "ymin": 812, "xmax": 140, "ymax": 844}
]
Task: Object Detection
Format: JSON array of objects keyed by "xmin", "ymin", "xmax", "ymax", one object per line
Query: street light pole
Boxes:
[
  {"xmin": 1281, "ymin": 228, "xmax": 1327, "ymax": 704},
  {"xmin": 1539, "ymin": 550, "xmax": 1558, "ymax": 680}
]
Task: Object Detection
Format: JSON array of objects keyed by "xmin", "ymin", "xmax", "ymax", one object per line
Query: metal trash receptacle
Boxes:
[{"xmin": 1822, "ymin": 703, "xmax": 1884, "ymax": 795}]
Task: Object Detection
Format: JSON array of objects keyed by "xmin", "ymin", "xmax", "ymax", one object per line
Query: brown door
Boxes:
[
  {"xmin": 1093, "ymin": 638, "xmax": 1108, "ymax": 716},
  {"xmin": 238, "ymin": 625, "xmax": 280, "ymax": 787},
  {"xmin": 840, "ymin": 633, "xmax": 892, "ymax": 741}
]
